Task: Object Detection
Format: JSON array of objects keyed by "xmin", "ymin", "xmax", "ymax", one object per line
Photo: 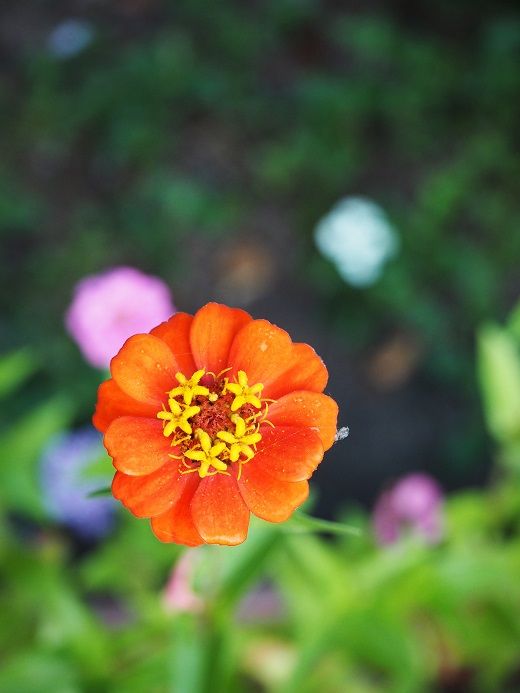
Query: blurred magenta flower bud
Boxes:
[
  {"xmin": 163, "ymin": 551, "xmax": 203, "ymax": 614},
  {"xmin": 40, "ymin": 427, "xmax": 115, "ymax": 539},
  {"xmin": 66, "ymin": 266, "xmax": 175, "ymax": 369},
  {"xmin": 373, "ymin": 473, "xmax": 443, "ymax": 546}
]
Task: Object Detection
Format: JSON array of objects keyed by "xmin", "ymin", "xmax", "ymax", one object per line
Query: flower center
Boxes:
[{"xmin": 156, "ymin": 368, "xmax": 271, "ymax": 479}]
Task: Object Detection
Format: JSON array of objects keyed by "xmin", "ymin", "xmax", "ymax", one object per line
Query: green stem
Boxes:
[{"xmin": 285, "ymin": 512, "xmax": 361, "ymax": 536}]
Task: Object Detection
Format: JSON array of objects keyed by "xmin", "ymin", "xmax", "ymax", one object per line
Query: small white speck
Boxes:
[
  {"xmin": 334, "ymin": 427, "xmax": 350, "ymax": 442},
  {"xmin": 259, "ymin": 341, "xmax": 268, "ymax": 352}
]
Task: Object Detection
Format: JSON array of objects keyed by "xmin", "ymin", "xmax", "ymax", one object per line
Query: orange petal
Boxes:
[
  {"xmin": 228, "ymin": 319, "xmax": 294, "ymax": 390},
  {"xmin": 191, "ymin": 473, "xmax": 250, "ymax": 546},
  {"xmin": 110, "ymin": 333, "xmax": 177, "ymax": 406},
  {"xmin": 238, "ymin": 462, "xmax": 309, "ymax": 522},
  {"xmin": 112, "ymin": 463, "xmax": 186, "ymax": 518},
  {"xmin": 151, "ymin": 474, "xmax": 203, "ymax": 546},
  {"xmin": 190, "ymin": 303, "xmax": 252, "ymax": 374},
  {"xmin": 93, "ymin": 379, "xmax": 157, "ymax": 433},
  {"xmin": 150, "ymin": 312, "xmax": 197, "ymax": 377},
  {"xmin": 104, "ymin": 416, "xmax": 174, "ymax": 475},
  {"xmin": 268, "ymin": 391, "xmax": 338, "ymax": 450},
  {"xmin": 266, "ymin": 343, "xmax": 328, "ymax": 399},
  {"xmin": 254, "ymin": 426, "xmax": 324, "ymax": 481}
]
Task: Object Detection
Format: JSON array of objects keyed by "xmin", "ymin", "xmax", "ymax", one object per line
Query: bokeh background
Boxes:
[{"xmin": 1, "ymin": 2, "xmax": 520, "ymax": 691}]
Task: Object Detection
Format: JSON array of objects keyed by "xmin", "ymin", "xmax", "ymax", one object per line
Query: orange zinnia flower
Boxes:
[{"xmin": 93, "ymin": 303, "xmax": 338, "ymax": 546}]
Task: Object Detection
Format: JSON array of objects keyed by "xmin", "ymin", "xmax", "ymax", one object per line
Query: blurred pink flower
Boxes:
[
  {"xmin": 66, "ymin": 267, "xmax": 175, "ymax": 369},
  {"xmin": 163, "ymin": 551, "xmax": 203, "ymax": 614},
  {"xmin": 373, "ymin": 473, "xmax": 444, "ymax": 546}
]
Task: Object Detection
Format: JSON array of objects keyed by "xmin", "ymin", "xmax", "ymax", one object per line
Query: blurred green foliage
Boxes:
[
  {"xmin": 2, "ymin": 2, "xmax": 519, "ymax": 376},
  {"xmin": 2, "ymin": 480, "xmax": 520, "ymax": 691}
]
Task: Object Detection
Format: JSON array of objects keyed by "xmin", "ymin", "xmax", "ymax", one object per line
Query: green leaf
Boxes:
[
  {"xmin": 87, "ymin": 487, "xmax": 112, "ymax": 498},
  {"xmin": 189, "ymin": 518, "xmax": 281, "ymax": 612},
  {"xmin": 284, "ymin": 512, "xmax": 361, "ymax": 537},
  {"xmin": 0, "ymin": 396, "xmax": 74, "ymax": 517},
  {"xmin": 80, "ymin": 452, "xmax": 112, "ymax": 482},
  {"xmin": 169, "ymin": 615, "xmax": 207, "ymax": 693},
  {"xmin": 215, "ymin": 518, "xmax": 281, "ymax": 608},
  {"xmin": 0, "ymin": 349, "xmax": 38, "ymax": 399},
  {"xmin": 0, "ymin": 651, "xmax": 79, "ymax": 693},
  {"xmin": 79, "ymin": 512, "xmax": 180, "ymax": 594},
  {"xmin": 477, "ymin": 323, "xmax": 520, "ymax": 443},
  {"xmin": 508, "ymin": 298, "xmax": 520, "ymax": 343}
]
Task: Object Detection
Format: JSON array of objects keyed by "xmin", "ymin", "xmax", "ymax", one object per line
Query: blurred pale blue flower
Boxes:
[
  {"xmin": 47, "ymin": 19, "xmax": 94, "ymax": 59},
  {"xmin": 314, "ymin": 196, "xmax": 399, "ymax": 287},
  {"xmin": 373, "ymin": 473, "xmax": 444, "ymax": 546},
  {"xmin": 40, "ymin": 427, "xmax": 115, "ymax": 539}
]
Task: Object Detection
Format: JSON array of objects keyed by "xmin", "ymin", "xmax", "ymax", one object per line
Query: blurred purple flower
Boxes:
[
  {"xmin": 163, "ymin": 550, "xmax": 204, "ymax": 614},
  {"xmin": 65, "ymin": 266, "xmax": 175, "ymax": 369},
  {"xmin": 40, "ymin": 427, "xmax": 115, "ymax": 539},
  {"xmin": 373, "ymin": 473, "xmax": 444, "ymax": 546}
]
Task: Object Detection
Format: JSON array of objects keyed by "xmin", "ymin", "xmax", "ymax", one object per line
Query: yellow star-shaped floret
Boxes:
[
  {"xmin": 217, "ymin": 415, "xmax": 262, "ymax": 462},
  {"xmin": 225, "ymin": 370, "xmax": 263, "ymax": 412},
  {"xmin": 157, "ymin": 399, "xmax": 200, "ymax": 437},
  {"xmin": 168, "ymin": 369, "xmax": 209, "ymax": 405},
  {"xmin": 184, "ymin": 429, "xmax": 229, "ymax": 478}
]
